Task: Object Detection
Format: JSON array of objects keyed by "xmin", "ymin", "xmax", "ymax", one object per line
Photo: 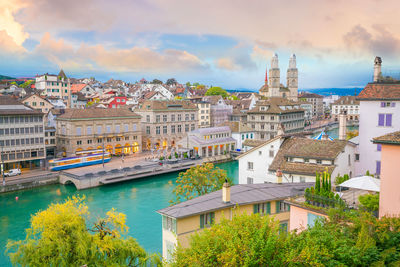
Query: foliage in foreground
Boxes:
[
  {"xmin": 7, "ymin": 196, "xmax": 161, "ymax": 267},
  {"xmin": 174, "ymin": 209, "xmax": 400, "ymax": 266},
  {"xmin": 170, "ymin": 163, "xmax": 232, "ymax": 205}
]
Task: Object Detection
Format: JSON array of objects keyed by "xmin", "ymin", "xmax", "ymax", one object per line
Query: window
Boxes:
[
  {"xmin": 191, "ymin": 114, "xmax": 195, "ymax": 120},
  {"xmin": 185, "ymin": 124, "xmax": 189, "ymax": 132},
  {"xmin": 106, "ymin": 125, "xmax": 111, "ymax": 133},
  {"xmin": 76, "ymin": 127, "xmax": 82, "ymax": 136},
  {"xmin": 247, "ymin": 161, "xmax": 254, "ymax": 170},
  {"xmin": 115, "ymin": 124, "xmax": 120, "ymax": 133},
  {"xmin": 261, "ymin": 115, "xmax": 265, "ymax": 120},
  {"xmin": 242, "ymin": 134, "xmax": 244, "ymax": 140},
  {"xmin": 247, "ymin": 177, "xmax": 254, "ymax": 184},
  {"xmin": 97, "ymin": 138, "xmax": 102, "ymax": 143},
  {"xmin": 163, "ymin": 126, "xmax": 167, "ymax": 134},
  {"xmin": 276, "ymin": 201, "xmax": 290, "ymax": 213},
  {"xmin": 279, "ymin": 222, "xmax": 288, "ymax": 233},
  {"xmin": 376, "ymin": 161, "xmax": 381, "ymax": 175},
  {"xmin": 97, "ymin": 125, "xmax": 102, "ymax": 134},
  {"xmin": 171, "ymin": 114, "xmax": 175, "ymax": 122},
  {"xmin": 116, "ymin": 137, "xmax": 121, "ymax": 141},
  {"xmin": 124, "ymin": 124, "xmax": 129, "ymax": 132},
  {"xmin": 307, "ymin": 212, "xmax": 323, "ymax": 228},
  {"xmin": 87, "ymin": 140, "xmax": 92, "ymax": 144},
  {"xmin": 156, "ymin": 115, "xmax": 160, "ymax": 123},
  {"xmin": 177, "ymin": 125, "xmax": 182, "ymax": 133},
  {"xmin": 185, "ymin": 114, "xmax": 189, "ymax": 121},
  {"xmin": 178, "ymin": 114, "xmax": 182, "ymax": 121},
  {"xmin": 107, "ymin": 138, "xmax": 112, "ymax": 142},
  {"xmin": 378, "ymin": 113, "xmax": 393, "ymax": 126},
  {"xmin": 355, "ymin": 153, "xmax": 360, "ymax": 161},
  {"xmin": 316, "ymin": 159, "xmax": 322, "ymax": 164},
  {"xmin": 133, "ymin": 124, "xmax": 137, "ymax": 131},
  {"xmin": 146, "ymin": 126, "xmax": 150, "ymax": 135},
  {"xmin": 253, "ymin": 202, "xmax": 271, "ymax": 215},
  {"xmin": 191, "ymin": 124, "xmax": 195, "ymax": 131},
  {"xmin": 163, "ymin": 115, "xmax": 167, "ymax": 122},
  {"xmin": 162, "ymin": 216, "xmax": 176, "ymax": 234},
  {"xmin": 300, "ymin": 177, "xmax": 306, "ymax": 183},
  {"xmin": 77, "ymin": 140, "xmax": 82, "ymax": 145},
  {"xmin": 87, "ymin": 126, "xmax": 92, "ymax": 135},
  {"xmin": 171, "ymin": 125, "xmax": 175, "ymax": 133},
  {"xmin": 258, "ymin": 151, "xmax": 262, "ymax": 156},
  {"xmin": 156, "ymin": 126, "xmax": 160, "ymax": 135},
  {"xmin": 146, "ymin": 115, "xmax": 150, "ymax": 123},
  {"xmin": 200, "ymin": 212, "xmax": 214, "ymax": 228},
  {"xmin": 269, "ymin": 150, "xmax": 274, "ymax": 157}
]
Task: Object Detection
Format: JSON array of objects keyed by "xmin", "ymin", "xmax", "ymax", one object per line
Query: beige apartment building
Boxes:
[
  {"xmin": 157, "ymin": 182, "xmax": 310, "ymax": 261},
  {"xmin": 247, "ymin": 98, "xmax": 305, "ymax": 140},
  {"xmin": 188, "ymin": 98, "xmax": 211, "ymax": 128},
  {"xmin": 135, "ymin": 100, "xmax": 198, "ymax": 150},
  {"xmin": 0, "ymin": 96, "xmax": 46, "ymax": 171},
  {"xmin": 56, "ymin": 108, "xmax": 142, "ymax": 157},
  {"xmin": 35, "ymin": 69, "xmax": 72, "ymax": 108},
  {"xmin": 22, "ymin": 93, "xmax": 54, "ymax": 113}
]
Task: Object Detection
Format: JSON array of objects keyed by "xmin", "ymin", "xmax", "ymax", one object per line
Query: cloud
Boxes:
[
  {"xmin": 215, "ymin": 58, "xmax": 241, "ymax": 71},
  {"xmin": 0, "ymin": 30, "xmax": 26, "ymax": 53},
  {"xmin": 343, "ymin": 24, "xmax": 400, "ymax": 58},
  {"xmin": 0, "ymin": 0, "xmax": 29, "ymax": 45},
  {"xmin": 34, "ymin": 33, "xmax": 207, "ymax": 73}
]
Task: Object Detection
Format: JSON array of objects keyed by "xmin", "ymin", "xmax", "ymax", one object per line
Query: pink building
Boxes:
[
  {"xmin": 373, "ymin": 131, "xmax": 400, "ymax": 218},
  {"xmin": 286, "ymin": 201, "xmax": 327, "ymax": 232}
]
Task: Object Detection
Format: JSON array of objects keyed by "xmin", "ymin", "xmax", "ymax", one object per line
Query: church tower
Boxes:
[
  {"xmin": 259, "ymin": 65, "xmax": 269, "ymax": 97},
  {"xmin": 287, "ymin": 54, "xmax": 298, "ymax": 101},
  {"xmin": 373, "ymin": 56, "xmax": 382, "ymax": 82},
  {"xmin": 268, "ymin": 53, "xmax": 280, "ymax": 97}
]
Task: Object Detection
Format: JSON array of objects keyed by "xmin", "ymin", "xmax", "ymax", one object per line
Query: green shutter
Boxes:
[
  {"xmin": 210, "ymin": 212, "xmax": 215, "ymax": 225},
  {"xmin": 267, "ymin": 202, "xmax": 271, "ymax": 214},
  {"xmin": 200, "ymin": 214, "xmax": 204, "ymax": 229},
  {"xmin": 276, "ymin": 201, "xmax": 280, "ymax": 214},
  {"xmin": 253, "ymin": 204, "xmax": 258, "ymax": 214},
  {"xmin": 287, "ymin": 204, "xmax": 290, "ymax": 211}
]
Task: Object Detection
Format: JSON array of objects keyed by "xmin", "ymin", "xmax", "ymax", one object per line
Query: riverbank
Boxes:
[{"xmin": 0, "ymin": 161, "xmax": 238, "ymax": 267}]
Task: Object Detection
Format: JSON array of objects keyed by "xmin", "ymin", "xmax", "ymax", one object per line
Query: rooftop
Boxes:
[
  {"xmin": 158, "ymin": 182, "xmax": 312, "ymax": 219},
  {"xmin": 248, "ymin": 97, "xmax": 304, "ymax": 114},
  {"xmin": 57, "ymin": 108, "xmax": 141, "ymax": 120},
  {"xmin": 218, "ymin": 121, "xmax": 252, "ymax": 133},
  {"xmin": 332, "ymin": 95, "xmax": 359, "ymax": 105},
  {"xmin": 137, "ymin": 100, "xmax": 197, "ymax": 111},
  {"xmin": 373, "ymin": 131, "xmax": 400, "ymax": 145},
  {"xmin": 0, "ymin": 96, "xmax": 43, "ymax": 115},
  {"xmin": 190, "ymin": 126, "xmax": 230, "ymax": 135},
  {"xmin": 299, "ymin": 92, "xmax": 323, "ymax": 99},
  {"xmin": 357, "ymin": 83, "xmax": 400, "ymax": 100}
]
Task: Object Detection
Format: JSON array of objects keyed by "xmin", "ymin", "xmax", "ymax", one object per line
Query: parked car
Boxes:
[{"xmin": 4, "ymin": 168, "xmax": 21, "ymax": 177}]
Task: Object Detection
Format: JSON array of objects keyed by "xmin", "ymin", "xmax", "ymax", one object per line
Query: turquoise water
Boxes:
[
  {"xmin": 314, "ymin": 126, "xmax": 359, "ymax": 139},
  {"xmin": 0, "ymin": 161, "xmax": 238, "ymax": 266}
]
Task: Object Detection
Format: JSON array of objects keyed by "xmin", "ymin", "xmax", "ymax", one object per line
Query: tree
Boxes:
[
  {"xmin": 152, "ymin": 79, "xmax": 163, "ymax": 84},
  {"xmin": 228, "ymin": 94, "xmax": 238, "ymax": 100},
  {"xmin": 166, "ymin": 78, "xmax": 177, "ymax": 86},
  {"xmin": 205, "ymin": 87, "xmax": 228, "ymax": 98},
  {"xmin": 7, "ymin": 196, "xmax": 160, "ymax": 266},
  {"xmin": 173, "ymin": 213, "xmax": 286, "ymax": 266},
  {"xmin": 185, "ymin": 82, "xmax": 191, "ymax": 87},
  {"xmin": 20, "ymin": 80, "xmax": 34, "ymax": 88},
  {"xmin": 170, "ymin": 163, "xmax": 232, "ymax": 204},
  {"xmin": 359, "ymin": 193, "xmax": 379, "ymax": 213}
]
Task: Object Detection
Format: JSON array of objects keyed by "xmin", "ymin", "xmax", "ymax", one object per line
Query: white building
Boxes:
[
  {"xmin": 35, "ymin": 70, "xmax": 71, "ymax": 108},
  {"xmin": 332, "ymin": 95, "xmax": 360, "ymax": 121},
  {"xmin": 220, "ymin": 121, "xmax": 255, "ymax": 151},
  {"xmin": 356, "ymin": 82, "xmax": 400, "ymax": 176},
  {"xmin": 238, "ymin": 136, "xmax": 356, "ymax": 184}
]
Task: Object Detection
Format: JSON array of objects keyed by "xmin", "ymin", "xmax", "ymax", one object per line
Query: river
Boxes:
[{"xmin": 0, "ymin": 161, "xmax": 238, "ymax": 266}]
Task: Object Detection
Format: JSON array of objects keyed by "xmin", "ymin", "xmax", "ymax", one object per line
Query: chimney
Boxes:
[
  {"xmin": 339, "ymin": 109, "xmax": 347, "ymax": 140},
  {"xmin": 276, "ymin": 169, "xmax": 283, "ymax": 184},
  {"xmin": 373, "ymin": 56, "xmax": 382, "ymax": 82},
  {"xmin": 222, "ymin": 179, "xmax": 230, "ymax": 203}
]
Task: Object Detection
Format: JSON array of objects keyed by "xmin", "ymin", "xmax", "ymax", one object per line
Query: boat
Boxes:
[{"xmin": 49, "ymin": 153, "xmax": 111, "ymax": 171}]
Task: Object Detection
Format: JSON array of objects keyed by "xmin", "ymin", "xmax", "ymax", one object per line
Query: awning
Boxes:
[{"xmin": 339, "ymin": 176, "xmax": 380, "ymax": 192}]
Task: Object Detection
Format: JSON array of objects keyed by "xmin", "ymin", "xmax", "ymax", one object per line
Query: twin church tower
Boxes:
[{"xmin": 259, "ymin": 53, "xmax": 298, "ymax": 101}]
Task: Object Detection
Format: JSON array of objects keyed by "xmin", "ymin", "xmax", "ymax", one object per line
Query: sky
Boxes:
[{"xmin": 1, "ymin": 0, "xmax": 400, "ymax": 90}]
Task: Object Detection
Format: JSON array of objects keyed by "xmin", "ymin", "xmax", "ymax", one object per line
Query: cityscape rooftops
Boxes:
[
  {"xmin": 219, "ymin": 121, "xmax": 252, "ymax": 133},
  {"xmin": 57, "ymin": 107, "xmax": 140, "ymax": 120},
  {"xmin": 248, "ymin": 97, "xmax": 303, "ymax": 114},
  {"xmin": 137, "ymin": 100, "xmax": 197, "ymax": 111},
  {"xmin": 157, "ymin": 182, "xmax": 312, "ymax": 219},
  {"xmin": 0, "ymin": 96, "xmax": 43, "ymax": 115},
  {"xmin": 70, "ymin": 84, "xmax": 87, "ymax": 93},
  {"xmin": 332, "ymin": 95, "xmax": 360, "ymax": 105},
  {"xmin": 298, "ymin": 92, "xmax": 323, "ymax": 98}
]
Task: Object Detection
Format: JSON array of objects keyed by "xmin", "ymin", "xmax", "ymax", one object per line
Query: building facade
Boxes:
[
  {"xmin": 135, "ymin": 100, "xmax": 198, "ymax": 150},
  {"xmin": 157, "ymin": 182, "xmax": 310, "ymax": 261},
  {"xmin": 177, "ymin": 126, "xmax": 236, "ymax": 158},
  {"xmin": 246, "ymin": 98, "xmax": 305, "ymax": 141},
  {"xmin": 332, "ymin": 95, "xmax": 360, "ymax": 121},
  {"xmin": 188, "ymin": 98, "xmax": 211, "ymax": 128},
  {"xmin": 35, "ymin": 69, "xmax": 71, "ymax": 108},
  {"xmin": 56, "ymin": 108, "xmax": 142, "ymax": 157},
  {"xmin": 0, "ymin": 96, "xmax": 46, "ymax": 171},
  {"xmin": 220, "ymin": 121, "xmax": 255, "ymax": 151},
  {"xmin": 298, "ymin": 92, "xmax": 324, "ymax": 118},
  {"xmin": 22, "ymin": 93, "xmax": 54, "ymax": 114},
  {"xmin": 356, "ymin": 83, "xmax": 400, "ymax": 176},
  {"xmin": 202, "ymin": 96, "xmax": 232, "ymax": 127}
]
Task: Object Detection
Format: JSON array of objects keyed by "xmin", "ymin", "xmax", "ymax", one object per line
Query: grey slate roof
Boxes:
[{"xmin": 157, "ymin": 182, "xmax": 312, "ymax": 219}]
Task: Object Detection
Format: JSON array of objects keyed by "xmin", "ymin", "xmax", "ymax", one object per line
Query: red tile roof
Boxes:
[
  {"xmin": 357, "ymin": 83, "xmax": 400, "ymax": 100},
  {"xmin": 70, "ymin": 83, "xmax": 86, "ymax": 93}
]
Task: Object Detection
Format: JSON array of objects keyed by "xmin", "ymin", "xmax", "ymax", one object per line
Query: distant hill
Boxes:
[
  {"xmin": 0, "ymin": 74, "xmax": 15, "ymax": 81},
  {"xmin": 299, "ymin": 87, "xmax": 363, "ymax": 96}
]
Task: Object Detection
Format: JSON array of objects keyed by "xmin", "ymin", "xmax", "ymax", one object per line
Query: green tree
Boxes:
[
  {"xmin": 205, "ymin": 87, "xmax": 228, "ymax": 98},
  {"xmin": 20, "ymin": 80, "xmax": 34, "ymax": 88},
  {"xmin": 359, "ymin": 193, "xmax": 379, "ymax": 213},
  {"xmin": 166, "ymin": 78, "xmax": 177, "ymax": 86},
  {"xmin": 228, "ymin": 94, "xmax": 238, "ymax": 100},
  {"xmin": 185, "ymin": 82, "xmax": 191, "ymax": 87},
  {"xmin": 152, "ymin": 79, "xmax": 163, "ymax": 84},
  {"xmin": 10, "ymin": 81, "xmax": 18, "ymax": 86},
  {"xmin": 173, "ymin": 213, "xmax": 286, "ymax": 266},
  {"xmin": 170, "ymin": 163, "xmax": 232, "ymax": 204},
  {"xmin": 7, "ymin": 196, "xmax": 160, "ymax": 266}
]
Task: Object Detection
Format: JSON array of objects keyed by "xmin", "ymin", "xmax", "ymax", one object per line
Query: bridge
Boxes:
[{"xmin": 59, "ymin": 159, "xmax": 204, "ymax": 190}]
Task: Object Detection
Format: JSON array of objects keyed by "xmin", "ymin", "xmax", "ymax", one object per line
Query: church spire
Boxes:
[{"xmin": 265, "ymin": 65, "xmax": 268, "ymax": 84}]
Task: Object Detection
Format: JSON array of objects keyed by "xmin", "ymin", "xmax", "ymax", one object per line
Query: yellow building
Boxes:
[{"xmin": 157, "ymin": 182, "xmax": 310, "ymax": 261}]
